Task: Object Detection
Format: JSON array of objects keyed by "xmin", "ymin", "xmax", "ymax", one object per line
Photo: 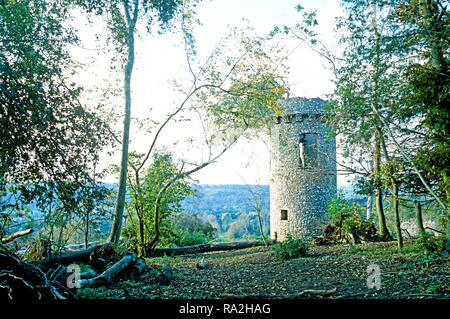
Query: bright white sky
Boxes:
[{"xmin": 74, "ymin": 0, "xmax": 345, "ymax": 186}]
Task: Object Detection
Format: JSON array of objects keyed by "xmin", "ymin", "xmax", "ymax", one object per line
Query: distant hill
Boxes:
[
  {"xmin": 3, "ymin": 183, "xmax": 358, "ymax": 239},
  {"xmin": 181, "ymin": 184, "xmax": 270, "ymax": 217},
  {"xmin": 181, "ymin": 184, "xmax": 358, "ymax": 216}
]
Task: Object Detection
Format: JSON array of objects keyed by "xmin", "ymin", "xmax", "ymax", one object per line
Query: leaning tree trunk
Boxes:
[
  {"xmin": 32, "ymin": 243, "xmax": 115, "ymax": 269},
  {"xmin": 1, "ymin": 228, "xmax": 33, "ymax": 244}
]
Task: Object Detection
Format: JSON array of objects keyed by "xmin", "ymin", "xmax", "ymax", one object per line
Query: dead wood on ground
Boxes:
[{"xmin": 152, "ymin": 240, "xmax": 270, "ymax": 256}]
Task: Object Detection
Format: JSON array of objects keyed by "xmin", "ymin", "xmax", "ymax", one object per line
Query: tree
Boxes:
[
  {"xmin": 329, "ymin": 0, "xmax": 448, "ymax": 243},
  {"xmin": 73, "ymin": 0, "xmax": 195, "ymax": 245},
  {"xmin": 124, "ymin": 150, "xmax": 193, "ymax": 256},
  {"xmin": 391, "ymin": 0, "xmax": 449, "ymax": 244},
  {"xmin": 0, "ymin": 0, "xmax": 113, "ymax": 237},
  {"xmin": 114, "ymin": 20, "xmax": 289, "ymax": 251},
  {"xmin": 77, "ymin": 0, "xmax": 289, "ymax": 248},
  {"xmin": 322, "ymin": 0, "xmax": 407, "ymax": 239},
  {"xmin": 235, "ymin": 169, "xmax": 269, "ymax": 246}
]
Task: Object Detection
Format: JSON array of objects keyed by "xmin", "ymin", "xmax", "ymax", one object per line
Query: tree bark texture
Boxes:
[
  {"xmin": 393, "ymin": 181, "xmax": 403, "ymax": 248},
  {"xmin": 374, "ymin": 128, "xmax": 389, "ymax": 238},
  {"xmin": 152, "ymin": 240, "xmax": 269, "ymax": 257},
  {"xmin": 78, "ymin": 253, "xmax": 137, "ymax": 288},
  {"xmin": 414, "ymin": 200, "xmax": 426, "ymax": 237},
  {"xmin": 110, "ymin": 2, "xmax": 138, "ymax": 245},
  {"xmin": 1, "ymin": 228, "xmax": 33, "ymax": 244},
  {"xmin": 32, "ymin": 243, "xmax": 114, "ymax": 269}
]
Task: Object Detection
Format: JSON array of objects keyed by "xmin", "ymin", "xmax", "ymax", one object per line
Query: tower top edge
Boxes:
[{"xmin": 282, "ymin": 97, "xmax": 326, "ymax": 114}]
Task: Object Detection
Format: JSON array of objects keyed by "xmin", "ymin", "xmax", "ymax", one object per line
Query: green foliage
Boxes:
[
  {"xmin": 0, "ymin": 0, "xmax": 113, "ymax": 225},
  {"xmin": 326, "ymin": 192, "xmax": 354, "ymax": 225},
  {"xmin": 393, "ymin": 0, "xmax": 450, "ymax": 204},
  {"xmin": 166, "ymin": 212, "xmax": 216, "ymax": 246},
  {"xmin": 73, "ymin": 0, "xmax": 193, "ymax": 50},
  {"xmin": 327, "ymin": 193, "xmax": 374, "ymax": 236},
  {"xmin": 169, "ymin": 228, "xmax": 210, "ymax": 246},
  {"xmin": 273, "ymin": 234, "xmax": 309, "ymax": 261},
  {"xmin": 413, "ymin": 233, "xmax": 446, "ymax": 253},
  {"xmin": 123, "ymin": 150, "xmax": 194, "ymax": 254}
]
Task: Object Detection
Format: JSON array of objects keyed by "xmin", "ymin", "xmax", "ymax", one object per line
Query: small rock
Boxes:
[{"xmin": 155, "ymin": 273, "xmax": 170, "ymax": 286}]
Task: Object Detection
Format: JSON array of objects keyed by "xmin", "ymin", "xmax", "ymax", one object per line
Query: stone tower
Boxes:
[{"xmin": 269, "ymin": 97, "xmax": 337, "ymax": 241}]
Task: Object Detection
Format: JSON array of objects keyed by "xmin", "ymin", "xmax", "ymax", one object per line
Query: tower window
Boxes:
[
  {"xmin": 298, "ymin": 133, "xmax": 318, "ymax": 168},
  {"xmin": 298, "ymin": 133, "xmax": 306, "ymax": 168},
  {"xmin": 280, "ymin": 209, "xmax": 288, "ymax": 220}
]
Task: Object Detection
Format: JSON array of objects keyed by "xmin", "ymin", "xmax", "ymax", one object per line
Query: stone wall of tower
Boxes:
[{"xmin": 269, "ymin": 97, "xmax": 337, "ymax": 241}]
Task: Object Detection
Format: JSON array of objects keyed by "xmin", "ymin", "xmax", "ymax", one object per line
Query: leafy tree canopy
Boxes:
[{"xmin": 0, "ymin": 0, "xmax": 113, "ymax": 210}]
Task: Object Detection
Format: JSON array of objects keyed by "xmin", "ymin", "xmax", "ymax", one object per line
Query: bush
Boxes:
[
  {"xmin": 326, "ymin": 193, "xmax": 376, "ymax": 240},
  {"xmin": 273, "ymin": 234, "xmax": 309, "ymax": 261},
  {"xmin": 168, "ymin": 212, "xmax": 216, "ymax": 246},
  {"xmin": 326, "ymin": 192, "xmax": 354, "ymax": 225},
  {"xmin": 413, "ymin": 233, "xmax": 446, "ymax": 253},
  {"xmin": 170, "ymin": 227, "xmax": 213, "ymax": 246}
]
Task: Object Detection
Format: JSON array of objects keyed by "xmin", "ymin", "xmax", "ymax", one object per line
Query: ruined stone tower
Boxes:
[{"xmin": 269, "ymin": 97, "xmax": 337, "ymax": 241}]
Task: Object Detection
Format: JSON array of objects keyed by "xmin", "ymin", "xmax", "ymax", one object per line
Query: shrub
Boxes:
[
  {"xmin": 326, "ymin": 193, "xmax": 376, "ymax": 240},
  {"xmin": 413, "ymin": 233, "xmax": 445, "ymax": 253},
  {"xmin": 170, "ymin": 228, "xmax": 212, "ymax": 246},
  {"xmin": 273, "ymin": 234, "xmax": 309, "ymax": 261},
  {"xmin": 326, "ymin": 192, "xmax": 354, "ymax": 225}
]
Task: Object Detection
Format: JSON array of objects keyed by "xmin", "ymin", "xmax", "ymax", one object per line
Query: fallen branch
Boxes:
[
  {"xmin": 298, "ymin": 288, "xmax": 337, "ymax": 297},
  {"xmin": 220, "ymin": 288, "xmax": 337, "ymax": 299},
  {"xmin": 1, "ymin": 228, "xmax": 33, "ymax": 244},
  {"xmin": 0, "ymin": 243, "xmax": 76, "ymax": 299},
  {"xmin": 78, "ymin": 253, "xmax": 137, "ymax": 288},
  {"xmin": 152, "ymin": 240, "xmax": 269, "ymax": 257},
  {"xmin": 32, "ymin": 242, "xmax": 114, "ymax": 269},
  {"xmin": 425, "ymin": 227, "xmax": 445, "ymax": 235}
]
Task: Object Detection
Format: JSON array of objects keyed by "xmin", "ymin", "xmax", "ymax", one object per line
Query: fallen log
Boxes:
[
  {"xmin": 299, "ymin": 288, "xmax": 337, "ymax": 297},
  {"xmin": 0, "ymin": 243, "xmax": 76, "ymax": 299},
  {"xmin": 152, "ymin": 240, "xmax": 269, "ymax": 256},
  {"xmin": 32, "ymin": 242, "xmax": 114, "ymax": 269},
  {"xmin": 78, "ymin": 253, "xmax": 137, "ymax": 288},
  {"xmin": 64, "ymin": 241, "xmax": 102, "ymax": 251},
  {"xmin": 1, "ymin": 228, "xmax": 34, "ymax": 244},
  {"xmin": 220, "ymin": 288, "xmax": 337, "ymax": 299}
]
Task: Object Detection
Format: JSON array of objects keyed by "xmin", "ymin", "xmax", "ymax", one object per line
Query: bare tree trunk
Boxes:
[
  {"xmin": 148, "ymin": 183, "xmax": 169, "ymax": 254},
  {"xmin": 393, "ymin": 181, "xmax": 403, "ymax": 248},
  {"xmin": 152, "ymin": 240, "xmax": 268, "ymax": 256},
  {"xmin": 374, "ymin": 128, "xmax": 389, "ymax": 239},
  {"xmin": 33, "ymin": 243, "xmax": 114, "ymax": 268},
  {"xmin": 414, "ymin": 200, "xmax": 426, "ymax": 237},
  {"xmin": 366, "ymin": 195, "xmax": 373, "ymax": 221},
  {"xmin": 84, "ymin": 209, "xmax": 89, "ymax": 249},
  {"xmin": 370, "ymin": 1, "xmax": 390, "ymax": 240},
  {"xmin": 79, "ymin": 253, "xmax": 137, "ymax": 288},
  {"xmin": 256, "ymin": 208, "xmax": 268, "ymax": 246},
  {"xmin": 110, "ymin": 1, "xmax": 139, "ymax": 245}
]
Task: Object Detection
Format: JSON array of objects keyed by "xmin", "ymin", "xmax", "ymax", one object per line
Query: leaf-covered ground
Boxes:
[{"xmin": 77, "ymin": 241, "xmax": 449, "ymax": 299}]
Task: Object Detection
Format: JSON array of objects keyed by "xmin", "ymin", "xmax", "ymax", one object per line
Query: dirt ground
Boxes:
[{"xmin": 77, "ymin": 241, "xmax": 449, "ymax": 299}]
